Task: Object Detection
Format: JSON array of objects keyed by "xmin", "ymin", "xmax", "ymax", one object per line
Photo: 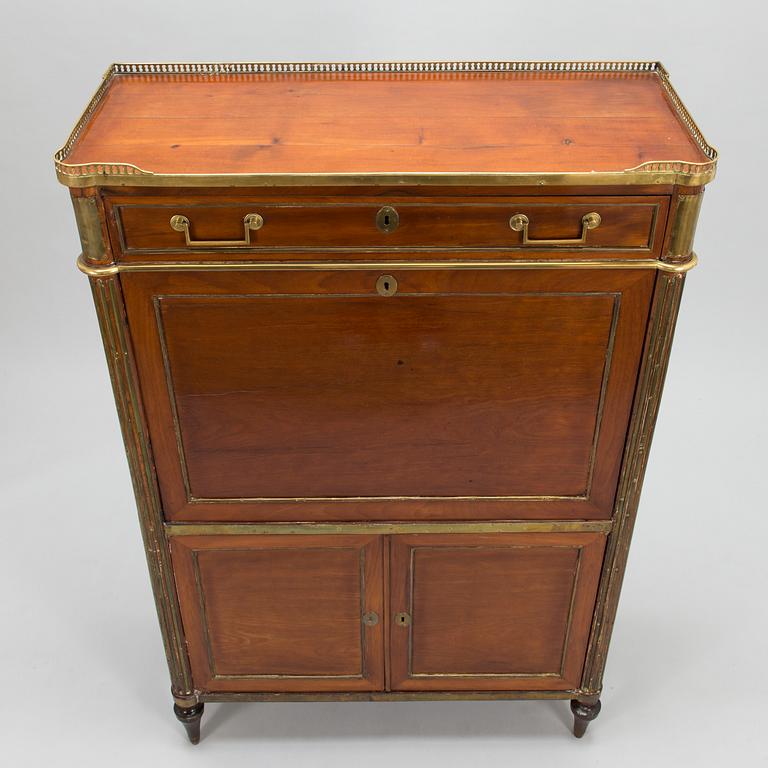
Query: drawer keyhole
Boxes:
[{"xmin": 376, "ymin": 205, "xmax": 400, "ymax": 233}]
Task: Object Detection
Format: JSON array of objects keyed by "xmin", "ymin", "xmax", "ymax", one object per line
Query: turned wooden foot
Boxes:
[
  {"xmin": 570, "ymin": 698, "xmax": 601, "ymax": 738},
  {"xmin": 174, "ymin": 702, "xmax": 204, "ymax": 744}
]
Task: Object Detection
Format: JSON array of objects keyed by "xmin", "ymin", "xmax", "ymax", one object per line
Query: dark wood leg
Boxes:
[
  {"xmin": 174, "ymin": 702, "xmax": 204, "ymax": 744},
  {"xmin": 570, "ymin": 698, "xmax": 601, "ymax": 738}
]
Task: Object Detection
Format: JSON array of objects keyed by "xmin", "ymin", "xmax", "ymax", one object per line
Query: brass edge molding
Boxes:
[
  {"xmin": 56, "ymin": 168, "xmax": 717, "ymax": 189},
  {"xmin": 581, "ymin": 270, "xmax": 686, "ymax": 692},
  {"xmin": 90, "ymin": 276, "xmax": 194, "ymax": 696},
  {"xmin": 165, "ymin": 521, "xmax": 612, "ymax": 536},
  {"xmin": 55, "ymin": 60, "xmax": 716, "ymax": 189},
  {"xmin": 665, "ymin": 193, "xmax": 704, "ymax": 261},
  {"xmin": 71, "ymin": 197, "xmax": 109, "ymax": 263},
  {"xmin": 76, "ymin": 254, "xmax": 698, "ymax": 277}
]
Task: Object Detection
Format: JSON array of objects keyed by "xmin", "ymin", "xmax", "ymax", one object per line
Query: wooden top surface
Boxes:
[{"xmin": 58, "ymin": 63, "xmax": 715, "ymax": 185}]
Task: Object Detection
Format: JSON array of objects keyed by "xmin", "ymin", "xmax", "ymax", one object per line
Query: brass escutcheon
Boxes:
[
  {"xmin": 395, "ymin": 612, "xmax": 411, "ymax": 627},
  {"xmin": 375, "ymin": 205, "xmax": 400, "ymax": 233},
  {"xmin": 362, "ymin": 611, "xmax": 379, "ymax": 627},
  {"xmin": 375, "ymin": 274, "xmax": 398, "ymax": 296}
]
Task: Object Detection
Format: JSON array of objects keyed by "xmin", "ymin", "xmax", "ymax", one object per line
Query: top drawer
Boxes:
[{"xmin": 111, "ymin": 196, "xmax": 668, "ymax": 257}]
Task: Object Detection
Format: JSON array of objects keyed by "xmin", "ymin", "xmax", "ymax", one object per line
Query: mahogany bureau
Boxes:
[{"xmin": 55, "ymin": 61, "xmax": 717, "ymax": 743}]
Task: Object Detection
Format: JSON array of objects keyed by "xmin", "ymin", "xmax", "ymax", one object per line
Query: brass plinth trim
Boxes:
[
  {"xmin": 76, "ymin": 254, "xmax": 698, "ymax": 278},
  {"xmin": 165, "ymin": 521, "xmax": 612, "ymax": 536},
  {"xmin": 55, "ymin": 61, "xmax": 716, "ymax": 188},
  {"xmin": 199, "ymin": 690, "xmax": 579, "ymax": 702}
]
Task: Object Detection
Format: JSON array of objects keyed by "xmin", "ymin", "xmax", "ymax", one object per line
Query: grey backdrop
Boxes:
[{"xmin": 2, "ymin": 1, "xmax": 766, "ymax": 765}]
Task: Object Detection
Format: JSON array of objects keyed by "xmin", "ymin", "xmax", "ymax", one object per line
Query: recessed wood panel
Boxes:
[
  {"xmin": 171, "ymin": 534, "xmax": 384, "ymax": 692},
  {"xmin": 121, "ymin": 267, "xmax": 653, "ymax": 521},
  {"xmin": 389, "ymin": 532, "xmax": 606, "ymax": 691}
]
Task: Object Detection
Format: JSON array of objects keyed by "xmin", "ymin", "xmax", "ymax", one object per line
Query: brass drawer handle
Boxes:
[
  {"xmin": 509, "ymin": 212, "xmax": 601, "ymax": 245},
  {"xmin": 170, "ymin": 213, "xmax": 263, "ymax": 247},
  {"xmin": 362, "ymin": 611, "xmax": 379, "ymax": 627},
  {"xmin": 395, "ymin": 612, "xmax": 411, "ymax": 627}
]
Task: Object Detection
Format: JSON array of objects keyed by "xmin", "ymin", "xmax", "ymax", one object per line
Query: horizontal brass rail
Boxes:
[
  {"xmin": 165, "ymin": 520, "xmax": 613, "ymax": 536},
  {"xmin": 195, "ymin": 690, "xmax": 579, "ymax": 703},
  {"xmin": 77, "ymin": 253, "xmax": 698, "ymax": 277}
]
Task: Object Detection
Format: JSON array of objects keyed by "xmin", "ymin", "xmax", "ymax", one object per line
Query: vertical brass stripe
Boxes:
[
  {"xmin": 583, "ymin": 294, "xmax": 621, "ymax": 497},
  {"xmin": 191, "ymin": 551, "xmax": 218, "ymax": 678},
  {"xmin": 559, "ymin": 547, "xmax": 584, "ymax": 678}
]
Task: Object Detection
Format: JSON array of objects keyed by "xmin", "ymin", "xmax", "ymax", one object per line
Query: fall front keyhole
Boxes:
[{"xmin": 376, "ymin": 274, "xmax": 398, "ymax": 296}]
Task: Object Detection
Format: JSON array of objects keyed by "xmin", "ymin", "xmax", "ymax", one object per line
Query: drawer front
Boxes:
[
  {"xmin": 171, "ymin": 534, "xmax": 385, "ymax": 693},
  {"xmin": 122, "ymin": 266, "xmax": 654, "ymax": 523},
  {"xmin": 112, "ymin": 196, "xmax": 667, "ymax": 257},
  {"xmin": 390, "ymin": 532, "xmax": 606, "ymax": 691}
]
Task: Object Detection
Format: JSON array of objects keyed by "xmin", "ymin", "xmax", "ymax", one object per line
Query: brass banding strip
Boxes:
[
  {"xmin": 77, "ymin": 254, "xmax": 698, "ymax": 277},
  {"xmin": 166, "ymin": 521, "xmax": 613, "ymax": 536}
]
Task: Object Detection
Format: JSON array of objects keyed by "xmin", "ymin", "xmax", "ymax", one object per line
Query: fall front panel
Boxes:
[{"xmin": 121, "ymin": 268, "xmax": 653, "ymax": 521}]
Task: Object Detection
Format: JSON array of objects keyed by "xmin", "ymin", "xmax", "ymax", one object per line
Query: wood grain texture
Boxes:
[
  {"xmin": 120, "ymin": 267, "xmax": 654, "ymax": 522},
  {"xmin": 389, "ymin": 532, "xmax": 606, "ymax": 691},
  {"xmin": 67, "ymin": 71, "xmax": 708, "ymax": 175},
  {"xmin": 171, "ymin": 534, "xmax": 384, "ymax": 692}
]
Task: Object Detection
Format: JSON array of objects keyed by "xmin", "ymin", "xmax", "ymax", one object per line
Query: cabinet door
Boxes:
[
  {"xmin": 389, "ymin": 533, "xmax": 606, "ymax": 691},
  {"xmin": 171, "ymin": 534, "xmax": 384, "ymax": 692}
]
